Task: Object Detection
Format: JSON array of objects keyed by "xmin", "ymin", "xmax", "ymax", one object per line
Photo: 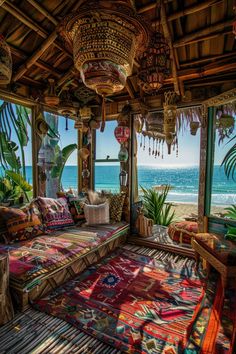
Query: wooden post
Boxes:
[{"xmin": 0, "ymin": 255, "xmax": 14, "ymax": 326}]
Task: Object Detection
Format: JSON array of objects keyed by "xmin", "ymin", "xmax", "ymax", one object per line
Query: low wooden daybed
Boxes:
[{"xmin": 0, "ymin": 222, "xmax": 129, "ymax": 309}]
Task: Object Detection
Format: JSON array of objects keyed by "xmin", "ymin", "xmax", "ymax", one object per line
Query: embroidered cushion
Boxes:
[
  {"xmin": 108, "ymin": 193, "xmax": 126, "ymax": 222},
  {"xmin": 84, "ymin": 202, "xmax": 109, "ymax": 225},
  {"xmin": 0, "ymin": 205, "xmax": 43, "ymax": 243},
  {"xmin": 0, "ymin": 213, "xmax": 10, "ymax": 243},
  {"xmin": 195, "ymin": 233, "xmax": 236, "ymax": 266},
  {"xmin": 168, "ymin": 221, "xmax": 198, "ymax": 244},
  {"xmin": 35, "ymin": 197, "xmax": 74, "ymax": 231}
]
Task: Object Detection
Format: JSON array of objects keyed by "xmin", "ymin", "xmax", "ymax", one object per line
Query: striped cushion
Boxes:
[
  {"xmin": 35, "ymin": 197, "xmax": 74, "ymax": 231},
  {"xmin": 84, "ymin": 202, "xmax": 109, "ymax": 225}
]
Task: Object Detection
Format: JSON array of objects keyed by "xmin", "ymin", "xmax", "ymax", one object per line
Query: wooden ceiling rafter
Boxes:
[
  {"xmin": 180, "ymin": 51, "xmax": 236, "ymax": 68},
  {"xmin": 25, "ymin": 0, "xmax": 58, "ymax": 25},
  {"xmin": 160, "ymin": 1, "xmax": 180, "ymax": 95},
  {"xmin": 1, "ymin": 1, "xmax": 71, "ymax": 57},
  {"xmin": 8, "ymin": 44, "xmax": 62, "ymax": 79},
  {"xmin": 173, "ymin": 19, "xmax": 233, "ymax": 48}
]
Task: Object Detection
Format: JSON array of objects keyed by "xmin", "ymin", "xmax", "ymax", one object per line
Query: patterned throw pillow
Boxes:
[
  {"xmin": 84, "ymin": 202, "xmax": 109, "ymax": 225},
  {"xmin": 0, "ymin": 213, "xmax": 10, "ymax": 244},
  {"xmin": 35, "ymin": 197, "xmax": 74, "ymax": 231},
  {"xmin": 0, "ymin": 205, "xmax": 44, "ymax": 243},
  {"xmin": 108, "ymin": 193, "xmax": 126, "ymax": 222}
]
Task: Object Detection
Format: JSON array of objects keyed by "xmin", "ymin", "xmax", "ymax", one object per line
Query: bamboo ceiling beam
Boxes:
[
  {"xmin": 12, "ymin": 31, "xmax": 58, "ymax": 82},
  {"xmin": 160, "ymin": 1, "xmax": 180, "ymax": 95},
  {"xmin": 137, "ymin": 0, "xmax": 173, "ymax": 14},
  {"xmin": 164, "ymin": 62, "xmax": 236, "ymax": 83},
  {"xmin": 2, "ymin": 1, "xmax": 72, "ymax": 58},
  {"xmin": 173, "ymin": 19, "xmax": 233, "ymax": 48},
  {"xmin": 8, "ymin": 44, "xmax": 62, "ymax": 78},
  {"xmin": 180, "ymin": 51, "xmax": 236, "ymax": 68},
  {"xmin": 126, "ymin": 78, "xmax": 135, "ymax": 99},
  {"xmin": 25, "ymin": 0, "xmax": 57, "ymax": 25}
]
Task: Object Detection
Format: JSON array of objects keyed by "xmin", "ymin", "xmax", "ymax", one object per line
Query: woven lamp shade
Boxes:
[{"xmin": 59, "ymin": 0, "xmax": 149, "ymax": 96}]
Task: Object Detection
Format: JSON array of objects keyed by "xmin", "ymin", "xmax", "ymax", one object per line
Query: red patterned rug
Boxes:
[{"xmin": 33, "ymin": 246, "xmax": 235, "ymax": 353}]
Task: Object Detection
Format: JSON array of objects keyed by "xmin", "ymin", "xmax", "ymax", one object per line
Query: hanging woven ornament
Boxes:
[
  {"xmin": 59, "ymin": 0, "xmax": 149, "ymax": 132},
  {"xmin": 0, "ymin": 35, "xmax": 12, "ymax": 84},
  {"xmin": 44, "ymin": 79, "xmax": 59, "ymax": 106},
  {"xmin": 163, "ymin": 91, "xmax": 177, "ymax": 155}
]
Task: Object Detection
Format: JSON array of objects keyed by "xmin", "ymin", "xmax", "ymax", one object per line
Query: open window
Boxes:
[
  {"xmin": 94, "ymin": 120, "xmax": 121, "ymax": 192},
  {"xmin": 205, "ymin": 103, "xmax": 236, "ymax": 231},
  {"xmin": 37, "ymin": 113, "xmax": 78, "ymax": 198},
  {"xmin": 0, "ymin": 100, "xmax": 33, "ymax": 205}
]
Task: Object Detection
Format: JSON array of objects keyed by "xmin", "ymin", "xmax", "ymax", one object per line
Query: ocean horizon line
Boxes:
[{"xmin": 21, "ymin": 164, "xmax": 224, "ymax": 168}]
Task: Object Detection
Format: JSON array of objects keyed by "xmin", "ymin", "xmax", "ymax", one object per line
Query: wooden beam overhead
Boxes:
[
  {"xmin": 8, "ymin": 43, "xmax": 62, "ymax": 78},
  {"xmin": 173, "ymin": 19, "xmax": 233, "ymax": 48},
  {"xmin": 12, "ymin": 31, "xmax": 58, "ymax": 82},
  {"xmin": 160, "ymin": 1, "xmax": 180, "ymax": 95},
  {"xmin": 126, "ymin": 78, "xmax": 135, "ymax": 99},
  {"xmin": 164, "ymin": 62, "xmax": 236, "ymax": 83},
  {"xmin": 25, "ymin": 0, "xmax": 58, "ymax": 25},
  {"xmin": 180, "ymin": 51, "xmax": 236, "ymax": 68},
  {"xmin": 2, "ymin": 1, "xmax": 72, "ymax": 58},
  {"xmin": 150, "ymin": 0, "xmax": 223, "ymax": 25}
]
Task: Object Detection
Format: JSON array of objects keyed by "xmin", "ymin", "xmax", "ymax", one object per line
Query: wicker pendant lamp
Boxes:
[
  {"xmin": 138, "ymin": 0, "xmax": 170, "ymax": 94},
  {"xmin": 59, "ymin": 0, "xmax": 149, "ymax": 131}
]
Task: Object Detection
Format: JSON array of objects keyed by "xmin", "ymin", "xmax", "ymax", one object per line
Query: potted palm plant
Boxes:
[{"xmin": 140, "ymin": 185, "xmax": 176, "ymax": 228}]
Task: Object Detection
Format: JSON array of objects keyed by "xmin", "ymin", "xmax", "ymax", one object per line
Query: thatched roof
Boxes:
[{"xmin": 0, "ymin": 0, "xmax": 235, "ymax": 108}]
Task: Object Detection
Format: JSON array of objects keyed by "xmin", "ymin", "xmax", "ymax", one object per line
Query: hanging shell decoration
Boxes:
[
  {"xmin": 0, "ymin": 35, "xmax": 12, "ymax": 84},
  {"xmin": 59, "ymin": 0, "xmax": 149, "ymax": 131},
  {"xmin": 163, "ymin": 91, "xmax": 177, "ymax": 155}
]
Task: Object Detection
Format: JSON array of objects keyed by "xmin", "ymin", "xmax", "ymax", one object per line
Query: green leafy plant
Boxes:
[
  {"xmin": 0, "ymin": 176, "xmax": 21, "ymax": 204},
  {"xmin": 221, "ymin": 135, "xmax": 236, "ymax": 181},
  {"xmin": 224, "ymin": 204, "xmax": 236, "ymax": 220},
  {"xmin": 50, "ymin": 143, "xmax": 77, "ymax": 190},
  {"xmin": 140, "ymin": 185, "xmax": 175, "ymax": 226},
  {"xmin": 5, "ymin": 170, "xmax": 32, "ymax": 202}
]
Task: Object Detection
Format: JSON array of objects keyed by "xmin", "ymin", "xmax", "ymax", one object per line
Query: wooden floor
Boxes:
[{"xmin": 0, "ymin": 309, "xmax": 121, "ymax": 354}]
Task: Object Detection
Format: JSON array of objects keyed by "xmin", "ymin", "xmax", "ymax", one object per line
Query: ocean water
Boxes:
[{"xmin": 2, "ymin": 165, "xmax": 236, "ymax": 206}]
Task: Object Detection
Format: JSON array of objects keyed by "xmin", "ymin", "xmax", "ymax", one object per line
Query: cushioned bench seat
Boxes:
[
  {"xmin": 168, "ymin": 221, "xmax": 198, "ymax": 244},
  {"xmin": 192, "ymin": 233, "xmax": 236, "ymax": 288},
  {"xmin": 194, "ymin": 233, "xmax": 236, "ymax": 266},
  {"xmin": 0, "ymin": 222, "xmax": 129, "ymax": 308}
]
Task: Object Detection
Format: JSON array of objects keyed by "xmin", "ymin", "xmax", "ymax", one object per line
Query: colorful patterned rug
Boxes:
[{"xmin": 33, "ymin": 245, "xmax": 236, "ymax": 354}]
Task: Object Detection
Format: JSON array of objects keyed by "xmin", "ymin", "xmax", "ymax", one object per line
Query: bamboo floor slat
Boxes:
[{"xmin": 0, "ymin": 308, "xmax": 121, "ymax": 354}]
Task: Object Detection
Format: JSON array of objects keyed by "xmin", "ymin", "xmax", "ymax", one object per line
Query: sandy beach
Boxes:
[{"xmin": 171, "ymin": 202, "xmax": 226, "ymax": 220}]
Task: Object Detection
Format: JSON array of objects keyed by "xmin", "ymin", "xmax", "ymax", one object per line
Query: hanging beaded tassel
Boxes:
[
  {"xmin": 158, "ymin": 139, "xmax": 161, "ymax": 157},
  {"xmin": 155, "ymin": 139, "xmax": 158, "ymax": 158},
  {"xmin": 143, "ymin": 135, "xmax": 146, "ymax": 150},
  {"xmin": 148, "ymin": 136, "xmax": 151, "ymax": 155},
  {"xmin": 152, "ymin": 137, "xmax": 155, "ymax": 155},
  {"xmin": 176, "ymin": 137, "xmax": 179, "ymax": 157},
  {"xmin": 140, "ymin": 133, "xmax": 143, "ymax": 148},
  {"xmin": 100, "ymin": 94, "xmax": 106, "ymax": 132},
  {"xmin": 65, "ymin": 116, "xmax": 68, "ymax": 130},
  {"xmin": 161, "ymin": 140, "xmax": 164, "ymax": 159}
]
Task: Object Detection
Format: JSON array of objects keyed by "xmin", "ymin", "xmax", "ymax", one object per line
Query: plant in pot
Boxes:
[{"xmin": 140, "ymin": 185, "xmax": 176, "ymax": 229}]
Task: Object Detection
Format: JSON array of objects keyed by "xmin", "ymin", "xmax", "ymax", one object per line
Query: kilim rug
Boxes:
[{"xmin": 33, "ymin": 245, "xmax": 236, "ymax": 354}]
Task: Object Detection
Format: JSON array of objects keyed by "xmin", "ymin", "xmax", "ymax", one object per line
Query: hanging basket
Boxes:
[
  {"xmin": 44, "ymin": 79, "xmax": 60, "ymax": 106},
  {"xmin": 0, "ymin": 35, "xmax": 12, "ymax": 85},
  {"xmin": 59, "ymin": 1, "xmax": 149, "ymax": 97}
]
